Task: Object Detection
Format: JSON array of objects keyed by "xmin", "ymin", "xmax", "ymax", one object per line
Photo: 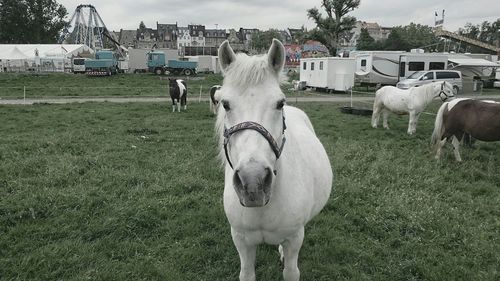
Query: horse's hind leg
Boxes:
[
  {"xmin": 371, "ymin": 103, "xmax": 381, "ymax": 128},
  {"xmin": 382, "ymin": 110, "xmax": 390, "ymax": 129},
  {"xmin": 452, "ymin": 136, "xmax": 462, "ymax": 162},
  {"xmin": 231, "ymin": 228, "xmax": 256, "ymax": 281},
  {"xmin": 281, "ymin": 227, "xmax": 304, "ymax": 281},
  {"xmin": 182, "ymin": 94, "xmax": 187, "ymax": 110}
]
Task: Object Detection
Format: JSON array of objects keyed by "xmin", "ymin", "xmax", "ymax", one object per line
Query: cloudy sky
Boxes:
[{"xmin": 57, "ymin": 0, "xmax": 499, "ymax": 32}]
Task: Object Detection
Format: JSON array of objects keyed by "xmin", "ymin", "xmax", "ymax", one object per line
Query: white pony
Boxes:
[
  {"xmin": 215, "ymin": 39, "xmax": 333, "ymax": 281},
  {"xmin": 371, "ymin": 81, "xmax": 455, "ymax": 134}
]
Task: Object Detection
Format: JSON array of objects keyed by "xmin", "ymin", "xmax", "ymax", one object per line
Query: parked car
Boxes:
[{"xmin": 397, "ymin": 70, "xmax": 463, "ymax": 93}]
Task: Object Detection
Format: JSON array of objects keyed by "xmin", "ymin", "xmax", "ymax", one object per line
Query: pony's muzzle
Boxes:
[{"xmin": 233, "ymin": 163, "xmax": 273, "ymax": 207}]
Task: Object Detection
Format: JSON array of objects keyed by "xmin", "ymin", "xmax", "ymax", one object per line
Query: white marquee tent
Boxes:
[{"xmin": 0, "ymin": 44, "xmax": 94, "ymax": 72}]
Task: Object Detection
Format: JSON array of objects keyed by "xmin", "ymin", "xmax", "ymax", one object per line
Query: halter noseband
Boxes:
[
  {"xmin": 438, "ymin": 83, "xmax": 453, "ymax": 102},
  {"xmin": 223, "ymin": 112, "xmax": 286, "ymax": 172}
]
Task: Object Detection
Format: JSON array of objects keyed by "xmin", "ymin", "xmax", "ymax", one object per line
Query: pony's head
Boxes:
[
  {"xmin": 432, "ymin": 81, "xmax": 455, "ymax": 102},
  {"xmin": 216, "ymin": 39, "xmax": 286, "ymax": 207}
]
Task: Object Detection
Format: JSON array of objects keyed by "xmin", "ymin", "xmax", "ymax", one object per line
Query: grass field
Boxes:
[
  {"xmin": 1, "ymin": 100, "xmax": 499, "ymax": 280},
  {"xmin": 0, "ymin": 73, "xmax": 224, "ymax": 99}
]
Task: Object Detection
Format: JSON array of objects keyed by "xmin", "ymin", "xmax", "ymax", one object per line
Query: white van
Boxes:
[
  {"xmin": 397, "ymin": 70, "xmax": 463, "ymax": 93},
  {"xmin": 72, "ymin": 58, "xmax": 87, "ymax": 74}
]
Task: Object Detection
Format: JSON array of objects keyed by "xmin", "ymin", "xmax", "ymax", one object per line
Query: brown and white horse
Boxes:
[
  {"xmin": 169, "ymin": 78, "xmax": 187, "ymax": 112},
  {"xmin": 431, "ymin": 98, "xmax": 500, "ymax": 161},
  {"xmin": 209, "ymin": 85, "xmax": 222, "ymax": 114}
]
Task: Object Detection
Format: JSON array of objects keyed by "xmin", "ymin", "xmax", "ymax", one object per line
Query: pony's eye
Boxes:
[
  {"xmin": 222, "ymin": 100, "xmax": 230, "ymax": 111},
  {"xmin": 276, "ymin": 99, "xmax": 286, "ymax": 110}
]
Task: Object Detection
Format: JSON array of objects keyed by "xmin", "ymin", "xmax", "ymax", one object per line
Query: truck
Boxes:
[
  {"xmin": 84, "ymin": 50, "xmax": 119, "ymax": 76},
  {"xmin": 147, "ymin": 51, "xmax": 197, "ymax": 76},
  {"xmin": 72, "ymin": 57, "xmax": 87, "ymax": 74}
]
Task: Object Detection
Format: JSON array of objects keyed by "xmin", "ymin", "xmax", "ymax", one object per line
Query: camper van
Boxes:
[
  {"xmin": 353, "ymin": 51, "xmax": 449, "ymax": 86},
  {"xmin": 396, "ymin": 70, "xmax": 463, "ymax": 93},
  {"xmin": 299, "ymin": 57, "xmax": 356, "ymax": 92}
]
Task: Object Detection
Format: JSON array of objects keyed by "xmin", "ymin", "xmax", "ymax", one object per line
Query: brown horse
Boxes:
[{"xmin": 431, "ymin": 98, "xmax": 500, "ymax": 161}]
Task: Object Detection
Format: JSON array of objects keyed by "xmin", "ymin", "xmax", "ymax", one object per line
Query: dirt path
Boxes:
[{"xmin": 1, "ymin": 95, "xmax": 499, "ymax": 105}]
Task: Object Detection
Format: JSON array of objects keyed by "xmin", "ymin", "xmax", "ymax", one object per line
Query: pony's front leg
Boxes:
[
  {"xmin": 171, "ymin": 100, "xmax": 176, "ymax": 112},
  {"xmin": 452, "ymin": 136, "xmax": 462, "ymax": 162},
  {"xmin": 177, "ymin": 101, "xmax": 181, "ymax": 112},
  {"xmin": 282, "ymin": 227, "xmax": 304, "ymax": 281},
  {"xmin": 435, "ymin": 137, "xmax": 447, "ymax": 160},
  {"xmin": 407, "ymin": 112, "xmax": 420, "ymax": 135},
  {"xmin": 231, "ymin": 228, "xmax": 257, "ymax": 281}
]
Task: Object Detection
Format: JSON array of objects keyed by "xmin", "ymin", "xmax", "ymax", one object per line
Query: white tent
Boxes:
[
  {"xmin": 0, "ymin": 44, "xmax": 94, "ymax": 72},
  {"xmin": 6, "ymin": 46, "xmax": 28, "ymax": 59}
]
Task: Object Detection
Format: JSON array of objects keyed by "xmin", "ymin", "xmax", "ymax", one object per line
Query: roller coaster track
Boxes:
[{"xmin": 435, "ymin": 28, "xmax": 499, "ymax": 54}]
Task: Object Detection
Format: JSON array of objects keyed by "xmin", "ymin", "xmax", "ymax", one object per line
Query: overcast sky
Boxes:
[{"xmin": 57, "ymin": 0, "xmax": 499, "ymax": 32}]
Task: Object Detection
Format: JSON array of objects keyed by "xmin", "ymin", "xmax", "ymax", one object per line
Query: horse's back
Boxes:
[
  {"xmin": 446, "ymin": 99, "xmax": 500, "ymax": 141},
  {"xmin": 375, "ymin": 86, "xmax": 411, "ymax": 113}
]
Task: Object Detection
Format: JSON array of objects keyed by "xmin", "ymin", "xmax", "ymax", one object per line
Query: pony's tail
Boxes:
[{"xmin": 431, "ymin": 102, "xmax": 448, "ymax": 151}]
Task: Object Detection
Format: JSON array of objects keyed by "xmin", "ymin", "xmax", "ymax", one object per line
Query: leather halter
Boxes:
[
  {"xmin": 223, "ymin": 112, "xmax": 286, "ymax": 171},
  {"xmin": 438, "ymin": 83, "xmax": 454, "ymax": 102}
]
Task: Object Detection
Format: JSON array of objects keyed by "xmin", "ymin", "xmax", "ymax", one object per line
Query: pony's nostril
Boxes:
[
  {"xmin": 233, "ymin": 170, "xmax": 243, "ymax": 190},
  {"xmin": 263, "ymin": 167, "xmax": 273, "ymax": 192}
]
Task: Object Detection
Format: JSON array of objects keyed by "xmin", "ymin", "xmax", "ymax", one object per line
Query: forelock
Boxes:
[{"xmin": 222, "ymin": 53, "xmax": 278, "ymax": 87}]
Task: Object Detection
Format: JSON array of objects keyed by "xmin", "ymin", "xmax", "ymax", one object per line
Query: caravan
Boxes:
[
  {"xmin": 299, "ymin": 57, "xmax": 355, "ymax": 92},
  {"xmin": 353, "ymin": 51, "xmax": 449, "ymax": 86}
]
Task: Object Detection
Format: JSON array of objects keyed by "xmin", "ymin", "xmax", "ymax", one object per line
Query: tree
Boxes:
[
  {"xmin": 139, "ymin": 21, "xmax": 146, "ymax": 29},
  {"xmin": 383, "ymin": 28, "xmax": 409, "ymax": 50},
  {"xmin": 251, "ymin": 29, "xmax": 282, "ymax": 52},
  {"xmin": 356, "ymin": 28, "xmax": 375, "ymax": 50},
  {"xmin": 290, "ymin": 26, "xmax": 310, "ymax": 45},
  {"xmin": 379, "ymin": 24, "xmax": 437, "ymax": 51},
  {"xmin": 307, "ymin": 0, "xmax": 360, "ymax": 55},
  {"xmin": 0, "ymin": 0, "xmax": 67, "ymax": 43}
]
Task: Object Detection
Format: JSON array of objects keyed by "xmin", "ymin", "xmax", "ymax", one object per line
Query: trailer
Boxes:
[
  {"xmin": 128, "ymin": 48, "xmax": 179, "ymax": 73},
  {"xmin": 299, "ymin": 57, "xmax": 356, "ymax": 92},
  {"xmin": 186, "ymin": 55, "xmax": 220, "ymax": 73},
  {"xmin": 352, "ymin": 51, "xmax": 448, "ymax": 86}
]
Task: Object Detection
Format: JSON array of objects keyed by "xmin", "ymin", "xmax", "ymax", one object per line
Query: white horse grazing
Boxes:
[
  {"xmin": 215, "ymin": 39, "xmax": 333, "ymax": 281},
  {"xmin": 371, "ymin": 81, "xmax": 455, "ymax": 134}
]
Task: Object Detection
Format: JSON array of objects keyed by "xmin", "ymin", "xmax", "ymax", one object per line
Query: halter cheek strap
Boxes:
[
  {"xmin": 439, "ymin": 83, "xmax": 453, "ymax": 102},
  {"xmin": 223, "ymin": 113, "xmax": 286, "ymax": 171}
]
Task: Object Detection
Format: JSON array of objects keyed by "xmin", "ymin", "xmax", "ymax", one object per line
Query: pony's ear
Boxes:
[
  {"xmin": 267, "ymin": 38, "xmax": 285, "ymax": 75},
  {"xmin": 218, "ymin": 40, "xmax": 236, "ymax": 72}
]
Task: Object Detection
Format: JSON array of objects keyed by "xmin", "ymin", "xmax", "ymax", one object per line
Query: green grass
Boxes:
[
  {"xmin": 0, "ymin": 73, "xmax": 224, "ymax": 98},
  {"xmin": 1, "ymin": 101, "xmax": 499, "ymax": 280}
]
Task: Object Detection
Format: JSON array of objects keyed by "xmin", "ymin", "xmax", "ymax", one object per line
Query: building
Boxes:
[
  {"xmin": 157, "ymin": 22, "xmax": 178, "ymax": 49},
  {"xmin": 238, "ymin": 28, "xmax": 260, "ymax": 50},
  {"xmin": 118, "ymin": 29, "xmax": 137, "ymax": 49},
  {"xmin": 338, "ymin": 21, "xmax": 393, "ymax": 53},
  {"xmin": 136, "ymin": 26, "xmax": 158, "ymax": 49},
  {"xmin": 205, "ymin": 29, "xmax": 227, "ymax": 48},
  {"xmin": 189, "ymin": 25, "xmax": 206, "ymax": 46}
]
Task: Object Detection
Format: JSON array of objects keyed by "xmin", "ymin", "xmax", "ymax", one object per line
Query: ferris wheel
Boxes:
[{"xmin": 59, "ymin": 4, "xmax": 108, "ymax": 50}]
